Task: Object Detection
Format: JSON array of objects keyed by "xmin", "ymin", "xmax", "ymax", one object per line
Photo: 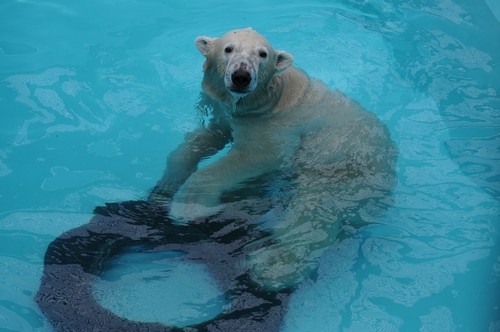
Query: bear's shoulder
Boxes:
[{"xmin": 268, "ymin": 67, "xmax": 311, "ymax": 112}]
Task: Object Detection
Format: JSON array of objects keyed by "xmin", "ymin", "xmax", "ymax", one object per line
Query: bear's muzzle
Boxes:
[
  {"xmin": 231, "ymin": 68, "xmax": 252, "ymax": 91},
  {"xmin": 225, "ymin": 60, "xmax": 257, "ymax": 95}
]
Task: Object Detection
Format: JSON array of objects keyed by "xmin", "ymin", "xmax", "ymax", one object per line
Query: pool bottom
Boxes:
[
  {"xmin": 93, "ymin": 249, "xmax": 228, "ymax": 327},
  {"xmin": 36, "ymin": 200, "xmax": 292, "ymax": 331}
]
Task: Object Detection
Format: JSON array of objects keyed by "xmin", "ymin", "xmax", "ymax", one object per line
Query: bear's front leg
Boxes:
[
  {"xmin": 169, "ymin": 169, "xmax": 227, "ymax": 223},
  {"xmin": 169, "ymin": 149, "xmax": 275, "ymax": 223}
]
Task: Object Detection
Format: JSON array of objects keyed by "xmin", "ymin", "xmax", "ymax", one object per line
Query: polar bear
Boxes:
[{"xmin": 152, "ymin": 28, "xmax": 397, "ymax": 290}]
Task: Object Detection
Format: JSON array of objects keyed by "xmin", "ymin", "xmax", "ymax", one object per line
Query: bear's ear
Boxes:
[
  {"xmin": 275, "ymin": 50, "xmax": 294, "ymax": 72},
  {"xmin": 195, "ymin": 36, "xmax": 216, "ymax": 56}
]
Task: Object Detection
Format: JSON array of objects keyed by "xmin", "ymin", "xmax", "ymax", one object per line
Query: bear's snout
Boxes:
[
  {"xmin": 225, "ymin": 60, "xmax": 257, "ymax": 96},
  {"xmin": 231, "ymin": 68, "xmax": 252, "ymax": 90}
]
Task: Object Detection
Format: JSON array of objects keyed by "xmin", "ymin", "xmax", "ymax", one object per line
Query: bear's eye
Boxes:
[
  {"xmin": 259, "ymin": 50, "xmax": 268, "ymax": 58},
  {"xmin": 224, "ymin": 46, "xmax": 234, "ymax": 54}
]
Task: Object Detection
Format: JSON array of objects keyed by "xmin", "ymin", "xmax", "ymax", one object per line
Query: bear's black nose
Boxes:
[{"xmin": 231, "ymin": 69, "xmax": 252, "ymax": 89}]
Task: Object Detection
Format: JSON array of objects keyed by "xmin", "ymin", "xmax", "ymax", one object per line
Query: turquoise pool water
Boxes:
[{"xmin": 1, "ymin": 0, "xmax": 499, "ymax": 331}]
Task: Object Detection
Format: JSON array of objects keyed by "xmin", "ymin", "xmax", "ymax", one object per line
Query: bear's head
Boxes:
[{"xmin": 195, "ymin": 28, "xmax": 294, "ymax": 107}]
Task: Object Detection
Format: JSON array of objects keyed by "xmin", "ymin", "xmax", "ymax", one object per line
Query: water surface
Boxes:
[{"xmin": 0, "ymin": 0, "xmax": 499, "ymax": 331}]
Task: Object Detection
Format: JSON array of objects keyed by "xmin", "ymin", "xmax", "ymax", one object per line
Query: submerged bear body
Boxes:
[{"xmin": 153, "ymin": 28, "xmax": 397, "ymax": 290}]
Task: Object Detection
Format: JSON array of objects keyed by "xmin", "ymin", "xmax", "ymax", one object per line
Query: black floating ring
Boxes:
[{"xmin": 36, "ymin": 200, "xmax": 291, "ymax": 331}]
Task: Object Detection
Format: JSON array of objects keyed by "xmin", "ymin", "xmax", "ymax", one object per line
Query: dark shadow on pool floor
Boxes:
[{"xmin": 36, "ymin": 200, "xmax": 292, "ymax": 331}]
